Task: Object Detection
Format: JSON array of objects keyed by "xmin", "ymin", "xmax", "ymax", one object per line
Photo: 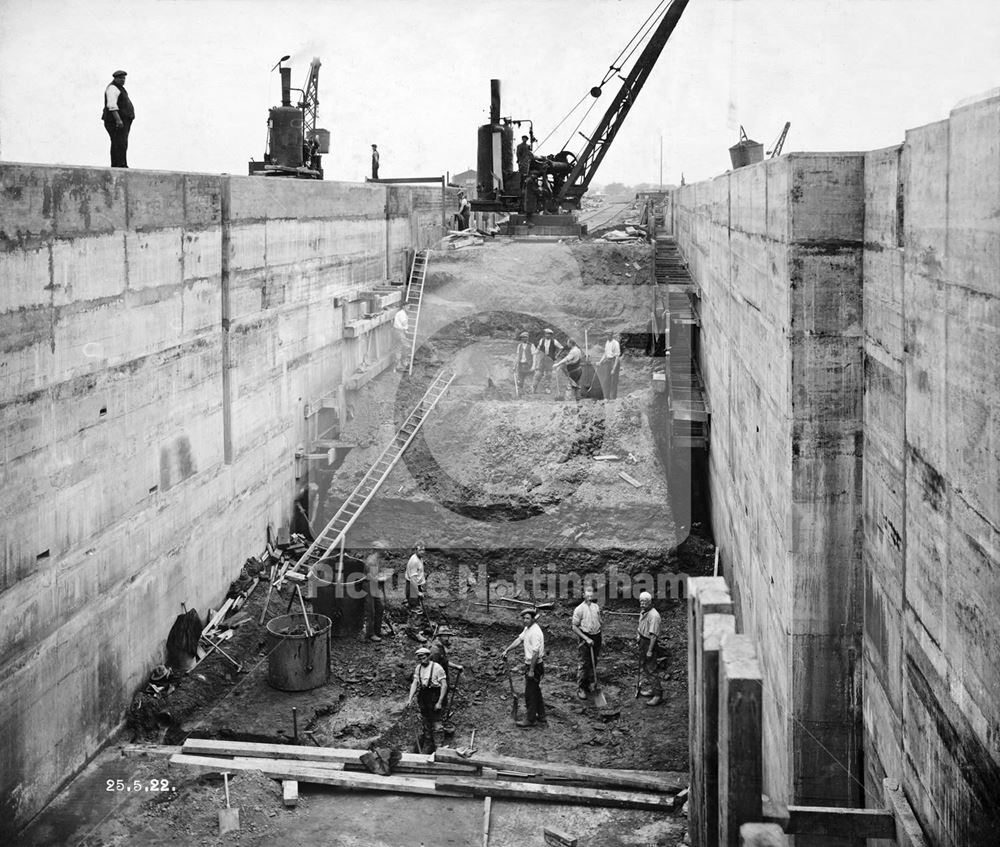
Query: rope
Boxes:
[{"xmin": 536, "ymin": 90, "xmax": 591, "ymax": 151}]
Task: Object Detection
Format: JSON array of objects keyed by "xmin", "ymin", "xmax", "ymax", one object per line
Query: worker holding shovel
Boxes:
[
  {"xmin": 571, "ymin": 584, "xmax": 604, "ymax": 702},
  {"xmin": 406, "ymin": 646, "xmax": 448, "ymax": 751},
  {"xmin": 502, "ymin": 609, "xmax": 546, "ymax": 728}
]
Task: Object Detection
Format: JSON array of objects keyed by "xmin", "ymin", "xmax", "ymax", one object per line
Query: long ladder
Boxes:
[
  {"xmin": 276, "ymin": 368, "xmax": 455, "ymax": 587},
  {"xmin": 404, "ymin": 250, "xmax": 430, "ymax": 375}
]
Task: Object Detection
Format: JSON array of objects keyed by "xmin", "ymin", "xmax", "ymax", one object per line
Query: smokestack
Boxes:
[
  {"xmin": 490, "ymin": 79, "xmax": 501, "ymax": 126},
  {"xmin": 280, "ymin": 67, "xmax": 292, "ymax": 107}
]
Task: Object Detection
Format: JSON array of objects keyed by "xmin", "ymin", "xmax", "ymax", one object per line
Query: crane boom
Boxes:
[
  {"xmin": 300, "ymin": 58, "xmax": 321, "ymax": 139},
  {"xmin": 556, "ymin": 0, "xmax": 690, "ymax": 208}
]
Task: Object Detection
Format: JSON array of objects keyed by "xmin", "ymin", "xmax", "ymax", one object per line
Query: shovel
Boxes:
[
  {"xmin": 218, "ymin": 772, "xmax": 240, "ymax": 834},
  {"xmin": 505, "ymin": 658, "xmax": 520, "ymax": 723},
  {"xmin": 589, "ymin": 644, "xmax": 608, "ymax": 707}
]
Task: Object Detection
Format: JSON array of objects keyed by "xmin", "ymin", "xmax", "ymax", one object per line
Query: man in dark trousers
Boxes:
[
  {"xmin": 363, "ymin": 541, "xmax": 388, "ymax": 642},
  {"xmin": 371, "ymin": 144, "xmax": 380, "ymax": 179},
  {"xmin": 502, "ymin": 609, "xmax": 546, "ymax": 728},
  {"xmin": 406, "ymin": 646, "xmax": 447, "ymax": 750},
  {"xmin": 516, "ymin": 134, "xmax": 533, "ymax": 201},
  {"xmin": 102, "ymin": 70, "xmax": 134, "ymax": 168},
  {"xmin": 533, "ymin": 328, "xmax": 563, "ymax": 394}
]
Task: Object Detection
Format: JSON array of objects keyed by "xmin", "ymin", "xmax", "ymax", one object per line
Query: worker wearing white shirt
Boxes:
[
  {"xmin": 553, "ymin": 340, "xmax": 584, "ymax": 400},
  {"xmin": 598, "ymin": 331, "xmax": 621, "ymax": 399},
  {"xmin": 404, "ymin": 542, "xmax": 429, "ymax": 641},
  {"xmin": 513, "ymin": 331, "xmax": 536, "ymax": 396},
  {"xmin": 637, "ymin": 591, "xmax": 663, "ymax": 706},
  {"xmin": 502, "ymin": 609, "xmax": 547, "ymax": 727},
  {"xmin": 532, "ymin": 328, "xmax": 564, "ymax": 394},
  {"xmin": 572, "ymin": 585, "xmax": 603, "ymax": 699},
  {"xmin": 406, "ymin": 646, "xmax": 448, "ymax": 749},
  {"xmin": 393, "ymin": 307, "xmax": 409, "ymax": 371}
]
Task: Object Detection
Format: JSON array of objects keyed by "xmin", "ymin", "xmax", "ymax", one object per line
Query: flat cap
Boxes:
[
  {"xmin": 112, "ymin": 70, "xmax": 127, "ymax": 77},
  {"xmin": 519, "ymin": 331, "xmax": 529, "ymax": 339},
  {"xmin": 415, "ymin": 646, "xmax": 431, "ymax": 656},
  {"xmin": 544, "ymin": 328, "xmax": 553, "ymax": 334}
]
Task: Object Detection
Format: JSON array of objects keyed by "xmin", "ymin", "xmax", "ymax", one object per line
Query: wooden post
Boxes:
[
  {"xmin": 738, "ymin": 823, "xmax": 787, "ymax": 846},
  {"xmin": 883, "ymin": 779, "xmax": 929, "ymax": 847},
  {"xmin": 719, "ymin": 633, "xmax": 763, "ymax": 847},
  {"xmin": 701, "ymin": 611, "xmax": 736, "ymax": 847},
  {"xmin": 687, "ymin": 576, "xmax": 730, "ymax": 847}
]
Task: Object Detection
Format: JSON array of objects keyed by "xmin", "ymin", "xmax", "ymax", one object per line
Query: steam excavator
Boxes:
[
  {"xmin": 472, "ymin": 0, "xmax": 689, "ymax": 215},
  {"xmin": 249, "ymin": 57, "xmax": 330, "ymax": 179}
]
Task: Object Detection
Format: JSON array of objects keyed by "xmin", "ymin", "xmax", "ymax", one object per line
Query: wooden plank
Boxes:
[
  {"xmin": 434, "ymin": 748, "xmax": 684, "ymax": 793},
  {"xmin": 718, "ymin": 634, "xmax": 763, "ymax": 847},
  {"xmin": 282, "ymin": 780, "xmax": 298, "ymax": 808},
  {"xmin": 344, "ymin": 352, "xmax": 395, "ymax": 390},
  {"xmin": 344, "ymin": 311, "xmax": 393, "ymax": 338},
  {"xmin": 739, "ymin": 823, "xmax": 787, "ymax": 846},
  {"xmin": 543, "ymin": 826, "xmax": 579, "ymax": 846},
  {"xmin": 181, "ymin": 739, "xmax": 477, "ymax": 774},
  {"xmin": 617, "ymin": 471, "xmax": 643, "ymax": 488},
  {"xmin": 780, "ymin": 805, "xmax": 896, "ymax": 839},
  {"xmin": 435, "ymin": 777, "xmax": 675, "ymax": 811},
  {"xmin": 169, "ymin": 754, "xmax": 464, "ymax": 798},
  {"xmin": 882, "ymin": 779, "xmax": 928, "ymax": 847},
  {"xmin": 482, "ymin": 796, "xmax": 492, "ymax": 847}
]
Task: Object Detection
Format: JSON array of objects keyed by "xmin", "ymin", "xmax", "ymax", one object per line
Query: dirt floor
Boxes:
[{"xmin": 18, "ymin": 239, "xmax": 712, "ymax": 847}]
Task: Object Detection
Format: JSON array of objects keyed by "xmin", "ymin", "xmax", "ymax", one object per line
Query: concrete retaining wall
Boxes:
[
  {"xmin": 0, "ymin": 163, "xmax": 443, "ymax": 835},
  {"xmin": 674, "ymin": 93, "xmax": 1000, "ymax": 846},
  {"xmin": 862, "ymin": 94, "xmax": 1000, "ymax": 847},
  {"xmin": 674, "ymin": 153, "xmax": 866, "ymax": 819}
]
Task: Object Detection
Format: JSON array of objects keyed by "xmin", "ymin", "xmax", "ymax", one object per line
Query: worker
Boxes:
[
  {"xmin": 553, "ymin": 339, "xmax": 584, "ymax": 400},
  {"xmin": 457, "ymin": 191, "xmax": 472, "ymax": 230},
  {"xmin": 427, "ymin": 625, "xmax": 451, "ymax": 678},
  {"xmin": 393, "ymin": 307, "xmax": 409, "ymax": 371},
  {"xmin": 102, "ymin": 70, "xmax": 134, "ymax": 168},
  {"xmin": 637, "ymin": 591, "xmax": 662, "ymax": 706},
  {"xmin": 533, "ymin": 328, "xmax": 564, "ymax": 394},
  {"xmin": 406, "ymin": 646, "xmax": 448, "ymax": 749},
  {"xmin": 404, "ymin": 542, "xmax": 429, "ymax": 641},
  {"xmin": 502, "ymin": 609, "xmax": 546, "ymax": 728},
  {"xmin": 291, "ymin": 482, "xmax": 319, "ymax": 542},
  {"xmin": 513, "ymin": 331, "xmax": 536, "ymax": 396},
  {"xmin": 597, "ymin": 330, "xmax": 622, "ymax": 400},
  {"xmin": 363, "ymin": 542, "xmax": 388, "ymax": 642},
  {"xmin": 571, "ymin": 584, "xmax": 603, "ymax": 700},
  {"xmin": 371, "ymin": 144, "xmax": 380, "ymax": 179},
  {"xmin": 516, "ymin": 134, "xmax": 533, "ymax": 205}
]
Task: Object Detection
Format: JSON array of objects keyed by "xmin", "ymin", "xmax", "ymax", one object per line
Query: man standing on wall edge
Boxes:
[{"xmin": 102, "ymin": 70, "xmax": 134, "ymax": 168}]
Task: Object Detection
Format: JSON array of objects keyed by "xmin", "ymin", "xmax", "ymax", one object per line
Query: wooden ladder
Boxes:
[
  {"xmin": 276, "ymin": 368, "xmax": 455, "ymax": 586},
  {"xmin": 404, "ymin": 249, "xmax": 430, "ymax": 375}
]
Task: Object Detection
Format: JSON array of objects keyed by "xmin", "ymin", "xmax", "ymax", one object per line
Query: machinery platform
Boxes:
[{"xmin": 503, "ymin": 214, "xmax": 586, "ymax": 238}]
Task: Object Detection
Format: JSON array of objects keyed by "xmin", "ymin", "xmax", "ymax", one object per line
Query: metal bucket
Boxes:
[
  {"xmin": 729, "ymin": 139, "xmax": 764, "ymax": 169},
  {"xmin": 265, "ymin": 614, "xmax": 331, "ymax": 691}
]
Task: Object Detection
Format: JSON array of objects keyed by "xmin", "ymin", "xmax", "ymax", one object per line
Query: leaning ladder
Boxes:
[
  {"xmin": 404, "ymin": 249, "xmax": 430, "ymax": 375},
  {"xmin": 276, "ymin": 368, "xmax": 455, "ymax": 587}
]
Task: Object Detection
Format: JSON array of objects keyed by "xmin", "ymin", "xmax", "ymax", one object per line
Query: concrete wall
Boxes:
[
  {"xmin": 674, "ymin": 153, "xmax": 866, "ymax": 816},
  {"xmin": 862, "ymin": 94, "xmax": 1000, "ymax": 847},
  {"xmin": 673, "ymin": 92, "xmax": 1000, "ymax": 846},
  {"xmin": 0, "ymin": 163, "xmax": 443, "ymax": 835}
]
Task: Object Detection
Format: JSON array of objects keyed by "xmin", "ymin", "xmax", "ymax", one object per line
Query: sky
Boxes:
[{"xmin": 0, "ymin": 0, "xmax": 998, "ymax": 186}]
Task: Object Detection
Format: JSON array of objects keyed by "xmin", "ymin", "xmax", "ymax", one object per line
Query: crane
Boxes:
[
  {"xmin": 768, "ymin": 121, "xmax": 791, "ymax": 158},
  {"xmin": 472, "ymin": 0, "xmax": 690, "ymax": 214},
  {"xmin": 248, "ymin": 56, "xmax": 329, "ymax": 179},
  {"xmin": 556, "ymin": 0, "xmax": 690, "ymax": 209}
]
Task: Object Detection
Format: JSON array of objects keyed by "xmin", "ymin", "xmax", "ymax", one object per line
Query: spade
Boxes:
[{"xmin": 218, "ymin": 772, "xmax": 240, "ymax": 835}]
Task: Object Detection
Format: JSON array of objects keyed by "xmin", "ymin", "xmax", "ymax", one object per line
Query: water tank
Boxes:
[
  {"xmin": 476, "ymin": 124, "xmax": 494, "ymax": 200},
  {"xmin": 269, "ymin": 106, "xmax": 303, "ymax": 168}
]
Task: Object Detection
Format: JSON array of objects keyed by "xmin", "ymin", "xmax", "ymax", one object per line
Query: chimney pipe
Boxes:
[
  {"xmin": 280, "ymin": 67, "xmax": 292, "ymax": 107},
  {"xmin": 490, "ymin": 79, "xmax": 501, "ymax": 126}
]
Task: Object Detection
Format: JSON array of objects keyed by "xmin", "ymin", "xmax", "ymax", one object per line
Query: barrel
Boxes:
[{"xmin": 265, "ymin": 613, "xmax": 331, "ymax": 691}]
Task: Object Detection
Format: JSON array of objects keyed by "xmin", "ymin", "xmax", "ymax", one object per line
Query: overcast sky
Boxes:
[{"xmin": 1, "ymin": 0, "xmax": 998, "ymax": 186}]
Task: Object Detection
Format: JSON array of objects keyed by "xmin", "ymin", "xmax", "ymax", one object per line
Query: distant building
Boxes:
[{"xmin": 451, "ymin": 168, "xmax": 477, "ymax": 196}]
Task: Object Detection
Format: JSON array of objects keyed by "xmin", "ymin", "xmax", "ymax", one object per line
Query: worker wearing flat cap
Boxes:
[
  {"xmin": 102, "ymin": 70, "xmax": 134, "ymax": 168},
  {"xmin": 533, "ymin": 327, "xmax": 564, "ymax": 394},
  {"xmin": 363, "ymin": 541, "xmax": 389, "ymax": 643},
  {"xmin": 502, "ymin": 609, "xmax": 546, "ymax": 727},
  {"xmin": 513, "ymin": 331, "xmax": 537, "ymax": 397},
  {"xmin": 407, "ymin": 645, "xmax": 447, "ymax": 749},
  {"xmin": 637, "ymin": 591, "xmax": 663, "ymax": 706}
]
